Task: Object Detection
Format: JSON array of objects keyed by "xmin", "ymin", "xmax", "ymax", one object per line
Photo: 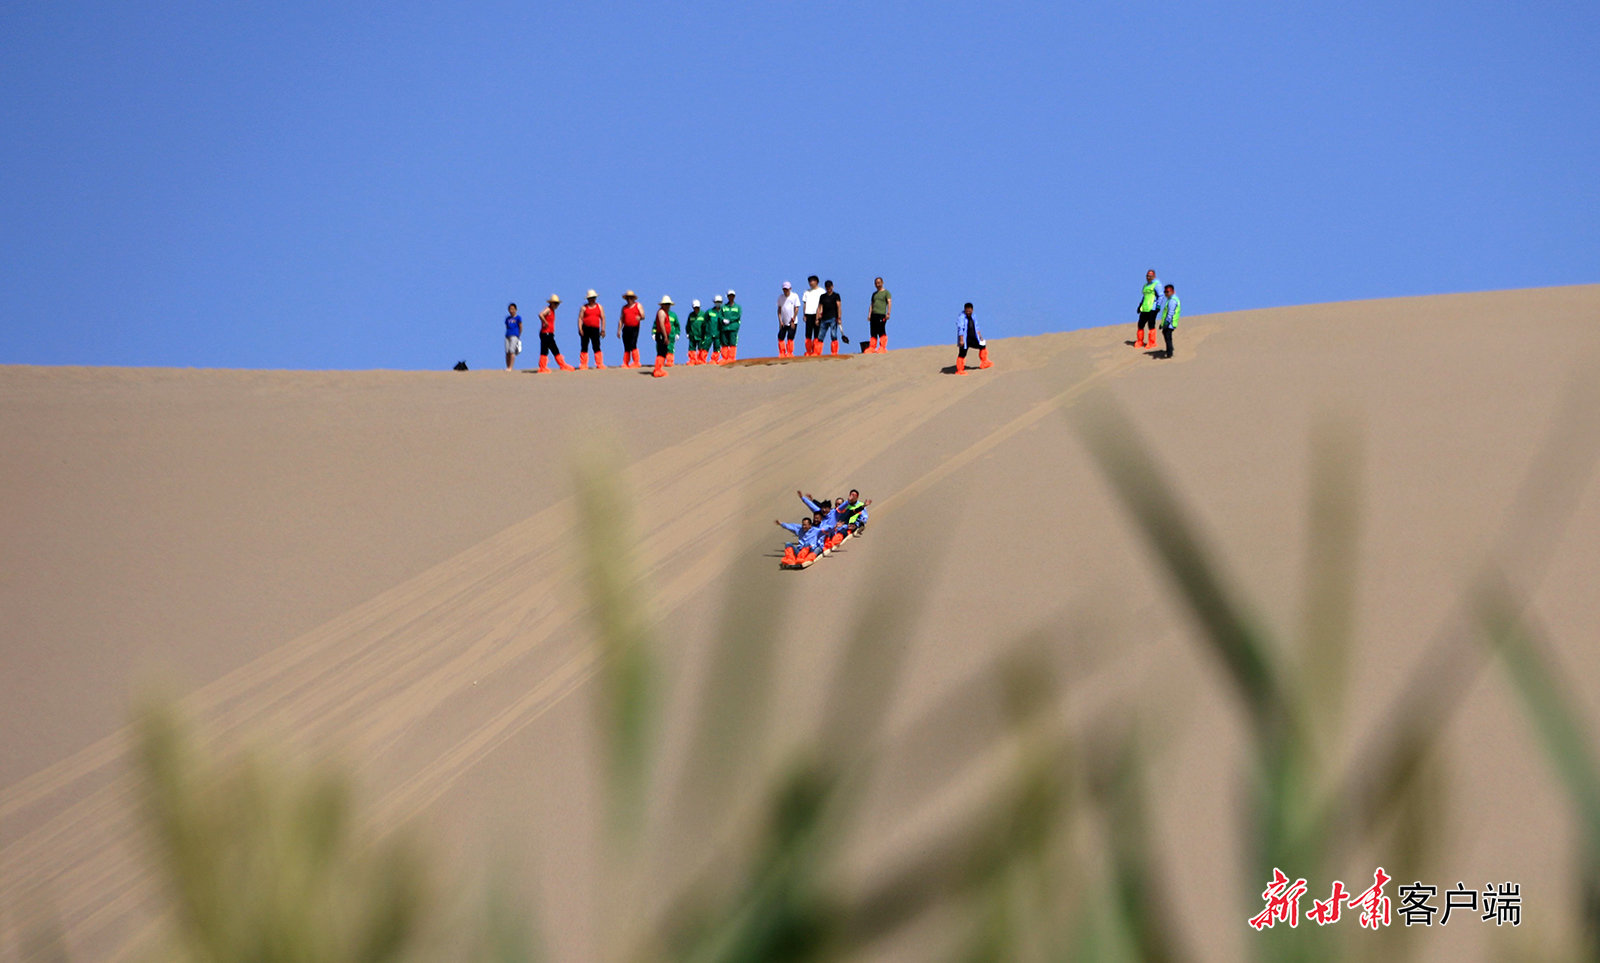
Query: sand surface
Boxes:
[{"xmin": 3, "ymin": 285, "xmax": 1599, "ymax": 960}]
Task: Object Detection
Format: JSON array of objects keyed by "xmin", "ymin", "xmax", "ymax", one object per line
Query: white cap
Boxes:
[
  {"xmin": 659, "ymin": 295, "xmax": 673, "ymax": 305},
  {"xmin": 713, "ymin": 295, "xmax": 723, "ymax": 303},
  {"xmin": 782, "ymin": 281, "xmax": 791, "ymax": 289},
  {"xmin": 692, "ymin": 299, "xmax": 701, "ymax": 308},
  {"xmin": 727, "ymin": 288, "xmax": 736, "ymax": 296}
]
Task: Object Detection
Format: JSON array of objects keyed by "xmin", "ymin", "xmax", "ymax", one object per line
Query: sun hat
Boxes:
[
  {"xmin": 548, "ymin": 294, "xmax": 561, "ymax": 304},
  {"xmin": 659, "ymin": 295, "xmax": 673, "ymax": 305},
  {"xmin": 586, "ymin": 289, "xmax": 598, "ymax": 299},
  {"xmin": 624, "ymin": 290, "xmax": 636, "ymax": 299}
]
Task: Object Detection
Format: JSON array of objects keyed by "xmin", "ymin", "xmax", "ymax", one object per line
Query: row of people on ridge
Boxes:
[{"xmin": 501, "ymin": 277, "xmax": 897, "ymax": 373}]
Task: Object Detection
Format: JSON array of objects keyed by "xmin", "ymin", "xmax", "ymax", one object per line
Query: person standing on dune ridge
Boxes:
[
  {"xmin": 652, "ymin": 295, "xmax": 674, "ymax": 378},
  {"xmin": 868, "ymin": 277, "xmax": 892, "ymax": 352},
  {"xmin": 818, "ymin": 280, "xmax": 843, "ymax": 355},
  {"xmin": 535, "ymin": 295, "xmax": 576, "ymax": 372},
  {"xmin": 684, "ymin": 299, "xmax": 705, "ymax": 364},
  {"xmin": 801, "ymin": 275, "xmax": 823, "ymax": 355},
  {"xmin": 578, "ymin": 289, "xmax": 606, "ymax": 369},
  {"xmin": 706, "ymin": 295, "xmax": 724, "ymax": 364},
  {"xmin": 721, "ymin": 289, "xmax": 742, "ymax": 361},
  {"xmin": 954, "ymin": 301, "xmax": 991, "ymax": 375},
  {"xmin": 504, "ymin": 302, "xmax": 523, "ymax": 371},
  {"xmin": 1158, "ymin": 284, "xmax": 1180, "ymax": 359},
  {"xmin": 778, "ymin": 281, "xmax": 800, "ymax": 357},
  {"xmin": 1136, "ymin": 268, "xmax": 1165, "ymax": 349},
  {"xmin": 618, "ymin": 291, "xmax": 644, "ymax": 368}
]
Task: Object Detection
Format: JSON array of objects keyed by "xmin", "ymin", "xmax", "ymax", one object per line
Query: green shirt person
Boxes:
[
  {"xmin": 1156, "ymin": 284, "xmax": 1180, "ymax": 359},
  {"xmin": 868, "ymin": 276, "xmax": 892, "ymax": 352},
  {"xmin": 719, "ymin": 289, "xmax": 743, "ymax": 360},
  {"xmin": 684, "ymin": 300, "xmax": 706, "ymax": 364},
  {"xmin": 706, "ymin": 296, "xmax": 724, "ymax": 362},
  {"xmin": 1136, "ymin": 268, "xmax": 1166, "ymax": 348}
]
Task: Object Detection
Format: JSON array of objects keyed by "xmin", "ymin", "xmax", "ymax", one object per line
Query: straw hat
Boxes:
[
  {"xmin": 624, "ymin": 290, "xmax": 636, "ymax": 299},
  {"xmin": 659, "ymin": 295, "xmax": 673, "ymax": 305},
  {"xmin": 547, "ymin": 294, "xmax": 561, "ymax": 304},
  {"xmin": 585, "ymin": 289, "xmax": 598, "ymax": 299}
]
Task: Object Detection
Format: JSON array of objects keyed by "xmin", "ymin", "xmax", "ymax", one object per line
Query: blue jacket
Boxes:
[
  {"xmin": 780, "ymin": 521, "xmax": 825, "ymax": 551},
  {"xmin": 957, "ymin": 312, "xmax": 984, "ymax": 346}
]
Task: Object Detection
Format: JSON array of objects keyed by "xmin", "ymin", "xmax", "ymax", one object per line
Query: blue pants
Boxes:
[{"xmin": 818, "ymin": 319, "xmax": 841, "ymax": 342}]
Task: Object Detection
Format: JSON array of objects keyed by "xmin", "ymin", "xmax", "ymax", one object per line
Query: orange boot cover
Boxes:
[{"xmin": 979, "ymin": 346, "xmax": 992, "ymax": 369}]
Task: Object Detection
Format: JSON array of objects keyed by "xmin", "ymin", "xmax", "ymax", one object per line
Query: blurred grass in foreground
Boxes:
[{"xmin": 13, "ymin": 381, "xmax": 1600, "ymax": 962}]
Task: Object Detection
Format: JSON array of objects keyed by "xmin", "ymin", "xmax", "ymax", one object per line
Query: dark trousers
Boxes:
[
  {"xmin": 621, "ymin": 325, "xmax": 640, "ymax": 353},
  {"xmin": 1161, "ymin": 326, "xmax": 1174, "ymax": 357},
  {"xmin": 580, "ymin": 327, "xmax": 602, "ymax": 354},
  {"xmin": 1138, "ymin": 310, "xmax": 1159, "ymax": 331},
  {"xmin": 869, "ymin": 314, "xmax": 887, "ymax": 338},
  {"xmin": 779, "ymin": 323, "xmax": 796, "ymax": 342},
  {"xmin": 655, "ymin": 331, "xmax": 669, "ymax": 356},
  {"xmin": 539, "ymin": 332, "xmax": 561, "ymax": 356},
  {"xmin": 804, "ymin": 314, "xmax": 819, "ymax": 341}
]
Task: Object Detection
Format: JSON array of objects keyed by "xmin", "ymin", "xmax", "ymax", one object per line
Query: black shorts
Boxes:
[
  {"xmin": 1138, "ymin": 310, "xmax": 1159, "ymax": 329},
  {"xmin": 655, "ymin": 330, "xmax": 669, "ymax": 355},
  {"xmin": 580, "ymin": 327, "xmax": 602, "ymax": 353},
  {"xmin": 870, "ymin": 314, "xmax": 887, "ymax": 338},
  {"xmin": 622, "ymin": 326, "xmax": 640, "ymax": 351},
  {"xmin": 804, "ymin": 314, "xmax": 819, "ymax": 340}
]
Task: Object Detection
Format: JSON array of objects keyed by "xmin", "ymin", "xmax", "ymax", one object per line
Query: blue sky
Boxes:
[{"xmin": 2, "ymin": 1, "xmax": 1595, "ymax": 369}]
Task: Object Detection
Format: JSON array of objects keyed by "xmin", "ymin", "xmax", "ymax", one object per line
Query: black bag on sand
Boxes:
[{"xmin": 453, "ymin": 360, "xmax": 469, "ymax": 371}]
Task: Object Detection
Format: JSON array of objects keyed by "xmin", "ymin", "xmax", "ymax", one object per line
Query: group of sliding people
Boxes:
[
  {"xmin": 774, "ymin": 490, "xmax": 874, "ymax": 568},
  {"xmin": 502, "ymin": 276, "xmax": 897, "ymax": 375}
]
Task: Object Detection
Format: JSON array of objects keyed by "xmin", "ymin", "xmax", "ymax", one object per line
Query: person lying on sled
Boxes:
[{"xmin": 775, "ymin": 516, "xmax": 826, "ymax": 566}]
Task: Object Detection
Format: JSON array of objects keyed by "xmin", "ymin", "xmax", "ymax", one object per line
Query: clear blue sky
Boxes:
[{"xmin": 2, "ymin": 1, "xmax": 1595, "ymax": 369}]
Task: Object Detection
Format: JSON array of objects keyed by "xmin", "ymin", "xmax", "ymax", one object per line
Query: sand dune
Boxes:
[{"xmin": 2, "ymin": 285, "xmax": 1598, "ymax": 960}]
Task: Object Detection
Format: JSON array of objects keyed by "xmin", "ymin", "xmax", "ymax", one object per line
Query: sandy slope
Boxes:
[{"xmin": 2, "ymin": 285, "xmax": 1598, "ymax": 960}]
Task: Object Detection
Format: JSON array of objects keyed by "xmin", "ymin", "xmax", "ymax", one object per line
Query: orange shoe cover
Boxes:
[
  {"xmin": 556, "ymin": 355, "xmax": 575, "ymax": 371},
  {"xmin": 956, "ymin": 356, "xmax": 967, "ymax": 375},
  {"xmin": 979, "ymin": 347, "xmax": 992, "ymax": 369}
]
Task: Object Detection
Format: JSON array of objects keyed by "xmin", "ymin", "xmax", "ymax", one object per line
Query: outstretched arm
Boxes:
[{"xmin": 798, "ymin": 491, "xmax": 821, "ymax": 512}]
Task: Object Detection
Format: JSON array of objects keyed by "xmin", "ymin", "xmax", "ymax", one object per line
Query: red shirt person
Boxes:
[
  {"xmin": 577, "ymin": 289, "xmax": 607, "ymax": 369},
  {"xmin": 617, "ymin": 291, "xmax": 645, "ymax": 367}
]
